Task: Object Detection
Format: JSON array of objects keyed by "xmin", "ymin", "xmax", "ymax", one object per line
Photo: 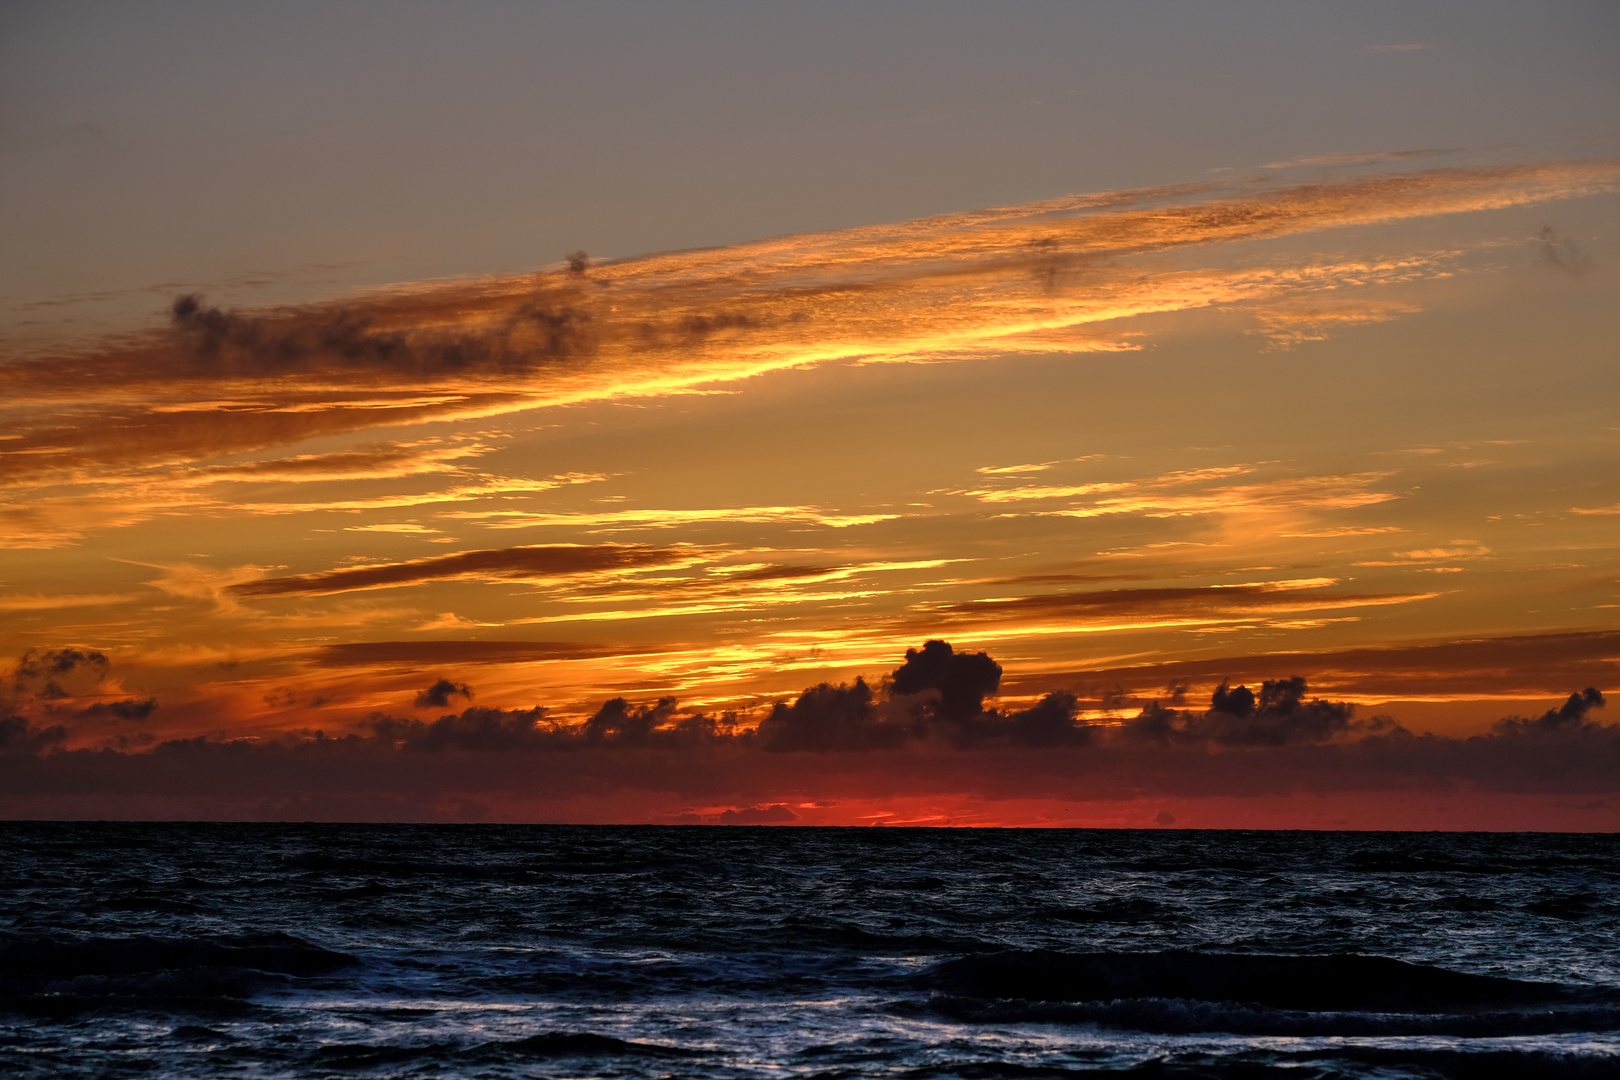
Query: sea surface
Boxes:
[{"xmin": 1, "ymin": 824, "xmax": 1617, "ymax": 1078}]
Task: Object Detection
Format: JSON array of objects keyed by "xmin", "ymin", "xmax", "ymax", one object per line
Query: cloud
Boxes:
[
  {"xmin": 1181, "ymin": 677, "xmax": 1357, "ymax": 746},
  {"xmin": 189, "ymin": 441, "xmax": 488, "ymax": 484},
  {"xmin": 8, "ymin": 647, "xmax": 110, "ymax": 700},
  {"xmin": 1263, "ymin": 149, "xmax": 1445, "ymax": 168},
  {"xmin": 583, "ymin": 697, "xmax": 679, "ymax": 744},
  {"xmin": 1008, "ymin": 630, "xmax": 1620, "ymax": 705},
  {"xmin": 1536, "ymin": 225, "xmax": 1591, "ymax": 277},
  {"xmin": 920, "ymin": 580, "xmax": 1433, "ymax": 635},
  {"xmin": 0, "ymin": 641, "xmax": 1612, "ymax": 824},
  {"xmin": 74, "ymin": 698, "xmax": 159, "ymax": 721},
  {"xmin": 755, "ymin": 678, "xmax": 901, "ymax": 752},
  {"xmin": 0, "ymin": 715, "xmax": 67, "ymax": 757},
  {"xmin": 1492, "ymin": 688, "xmax": 1606, "ymax": 737},
  {"xmin": 890, "ymin": 639, "xmax": 1003, "ymax": 721},
  {"xmin": 368, "ymin": 706, "xmax": 555, "ymax": 753},
  {"xmin": 308, "ymin": 639, "xmax": 647, "ymax": 667},
  {"xmin": 414, "ymin": 679, "xmax": 472, "ymax": 709},
  {"xmin": 447, "ymin": 506, "xmax": 897, "ymax": 531},
  {"xmin": 5, "ymin": 161, "xmax": 1615, "ymax": 546},
  {"xmin": 716, "ymin": 803, "xmax": 799, "ymax": 824},
  {"xmin": 229, "ymin": 543, "xmax": 699, "ymax": 598},
  {"xmin": 0, "ymin": 594, "xmax": 139, "ymax": 612},
  {"xmin": 963, "ymin": 464, "xmax": 1399, "ymax": 521},
  {"xmin": 1248, "ymin": 299, "xmax": 1422, "ymax": 348}
]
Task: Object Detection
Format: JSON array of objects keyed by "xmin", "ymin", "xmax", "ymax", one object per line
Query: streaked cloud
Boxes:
[
  {"xmin": 4, "ymin": 161, "xmax": 1614, "ymax": 548},
  {"xmin": 229, "ymin": 543, "xmax": 704, "ymax": 599}
]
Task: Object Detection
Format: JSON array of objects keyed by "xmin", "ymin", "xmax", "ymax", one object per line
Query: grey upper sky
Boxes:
[{"xmin": 3, "ymin": 0, "xmax": 1617, "ymax": 339}]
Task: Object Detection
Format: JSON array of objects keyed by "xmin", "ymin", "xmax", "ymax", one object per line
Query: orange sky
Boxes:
[
  {"xmin": 3, "ymin": 6, "xmax": 1618, "ymax": 827},
  {"xmin": 4, "ymin": 159, "xmax": 1617, "ymax": 827}
]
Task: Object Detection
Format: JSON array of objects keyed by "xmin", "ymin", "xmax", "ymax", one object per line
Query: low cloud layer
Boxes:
[{"xmin": 0, "ymin": 641, "xmax": 1611, "ymax": 821}]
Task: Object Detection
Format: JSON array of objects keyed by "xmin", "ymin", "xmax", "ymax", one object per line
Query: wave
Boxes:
[
  {"xmin": 920, "ymin": 949, "xmax": 1620, "ymax": 1036},
  {"xmin": 296, "ymin": 1032, "xmax": 709, "ymax": 1070},
  {"xmin": 0, "ymin": 932, "xmax": 356, "ymax": 1015}
]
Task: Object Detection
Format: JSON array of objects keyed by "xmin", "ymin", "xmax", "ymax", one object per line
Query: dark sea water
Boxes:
[{"xmin": 1, "ymin": 825, "xmax": 1617, "ymax": 1078}]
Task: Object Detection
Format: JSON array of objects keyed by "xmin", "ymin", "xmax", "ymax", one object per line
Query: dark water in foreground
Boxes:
[{"xmin": 2, "ymin": 825, "xmax": 1617, "ymax": 1078}]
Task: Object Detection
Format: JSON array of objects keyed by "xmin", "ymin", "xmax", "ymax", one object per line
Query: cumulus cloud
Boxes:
[
  {"xmin": 7, "ymin": 648, "xmax": 110, "ymax": 701},
  {"xmin": 368, "ymin": 706, "xmax": 555, "ymax": 753},
  {"xmin": 414, "ymin": 679, "xmax": 473, "ymax": 709},
  {"xmin": 1492, "ymin": 688, "xmax": 1606, "ymax": 737},
  {"xmin": 755, "ymin": 678, "xmax": 901, "ymax": 752},
  {"xmin": 0, "ymin": 642, "xmax": 1611, "ymax": 822},
  {"xmin": 890, "ymin": 639, "xmax": 1003, "ymax": 720},
  {"xmin": 1119, "ymin": 680, "xmax": 1350, "ymax": 748}
]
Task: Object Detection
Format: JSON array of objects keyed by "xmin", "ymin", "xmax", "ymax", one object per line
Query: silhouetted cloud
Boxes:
[
  {"xmin": 368, "ymin": 707, "xmax": 554, "ymax": 753},
  {"xmin": 75, "ymin": 698, "xmax": 158, "ymax": 721},
  {"xmin": 891, "ymin": 640, "xmax": 1003, "ymax": 720},
  {"xmin": 928, "ymin": 582, "xmax": 1429, "ymax": 629},
  {"xmin": 230, "ymin": 544, "xmax": 695, "ymax": 598},
  {"xmin": 583, "ymin": 697, "xmax": 677, "ymax": 745},
  {"xmin": 9, "ymin": 648, "xmax": 109, "ymax": 699},
  {"xmin": 1004, "ymin": 691, "xmax": 1091, "ymax": 747},
  {"xmin": 168, "ymin": 289, "xmax": 596, "ymax": 377},
  {"xmin": 1493, "ymin": 688, "xmax": 1606, "ymax": 737},
  {"xmin": 0, "ymin": 642, "xmax": 1611, "ymax": 823},
  {"xmin": 1189, "ymin": 677, "xmax": 1357, "ymax": 746},
  {"xmin": 0, "ymin": 715, "xmax": 67, "ymax": 756},
  {"xmin": 415, "ymin": 680, "xmax": 472, "ymax": 709},
  {"xmin": 1004, "ymin": 630, "xmax": 1620, "ymax": 704},
  {"xmin": 755, "ymin": 678, "xmax": 903, "ymax": 752},
  {"xmin": 717, "ymin": 804, "xmax": 798, "ymax": 824}
]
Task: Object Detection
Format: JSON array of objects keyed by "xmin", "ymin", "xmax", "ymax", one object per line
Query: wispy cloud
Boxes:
[
  {"xmin": 4, "ymin": 161, "xmax": 1614, "ymax": 546},
  {"xmin": 446, "ymin": 505, "xmax": 897, "ymax": 531},
  {"xmin": 228, "ymin": 543, "xmax": 705, "ymax": 599}
]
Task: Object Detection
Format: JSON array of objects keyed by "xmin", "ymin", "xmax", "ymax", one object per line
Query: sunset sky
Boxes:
[{"xmin": 3, "ymin": 2, "xmax": 1617, "ymax": 827}]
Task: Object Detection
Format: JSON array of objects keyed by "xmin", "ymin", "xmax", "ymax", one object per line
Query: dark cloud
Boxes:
[
  {"xmin": 583, "ymin": 697, "xmax": 677, "ymax": 745},
  {"xmin": 1536, "ymin": 225, "xmax": 1591, "ymax": 277},
  {"xmin": 717, "ymin": 804, "xmax": 798, "ymax": 825},
  {"xmin": 0, "ymin": 715, "xmax": 67, "ymax": 757},
  {"xmin": 10, "ymin": 648, "xmax": 109, "ymax": 699},
  {"xmin": 890, "ymin": 640, "xmax": 1002, "ymax": 720},
  {"xmin": 1117, "ymin": 678, "xmax": 1358, "ymax": 748},
  {"xmin": 231, "ymin": 544, "xmax": 691, "ymax": 599},
  {"xmin": 415, "ymin": 680, "xmax": 473, "ymax": 709},
  {"xmin": 755, "ymin": 678, "xmax": 903, "ymax": 752},
  {"xmin": 75, "ymin": 698, "xmax": 158, "ymax": 722},
  {"xmin": 0, "ymin": 640, "xmax": 1612, "ymax": 821},
  {"xmin": 932, "ymin": 584, "xmax": 1425, "ymax": 626},
  {"xmin": 368, "ymin": 707, "xmax": 554, "ymax": 753},
  {"xmin": 1189, "ymin": 678, "xmax": 1357, "ymax": 746},
  {"xmin": 1003, "ymin": 691, "xmax": 1092, "ymax": 748},
  {"xmin": 1493, "ymin": 688, "xmax": 1606, "ymax": 737},
  {"xmin": 168, "ymin": 290, "xmax": 596, "ymax": 377},
  {"xmin": 1002, "ymin": 630, "xmax": 1620, "ymax": 704}
]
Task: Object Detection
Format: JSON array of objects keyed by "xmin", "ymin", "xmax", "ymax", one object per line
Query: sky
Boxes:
[{"xmin": 2, "ymin": 1, "xmax": 1618, "ymax": 827}]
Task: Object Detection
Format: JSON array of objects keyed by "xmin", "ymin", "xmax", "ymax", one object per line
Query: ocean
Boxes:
[{"xmin": 1, "ymin": 823, "xmax": 1616, "ymax": 1078}]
